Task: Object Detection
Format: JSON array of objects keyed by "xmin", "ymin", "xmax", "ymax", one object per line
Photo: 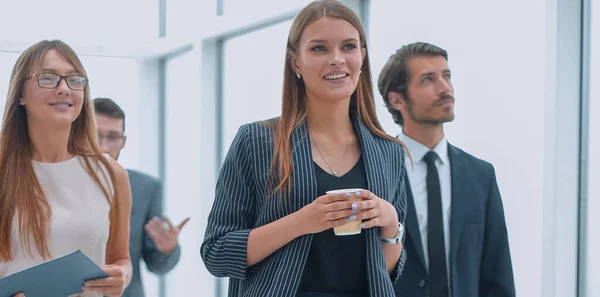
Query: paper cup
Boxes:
[{"xmin": 326, "ymin": 188, "xmax": 363, "ymax": 236}]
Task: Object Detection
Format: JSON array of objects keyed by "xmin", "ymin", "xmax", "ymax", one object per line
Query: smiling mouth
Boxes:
[
  {"xmin": 49, "ymin": 103, "xmax": 73, "ymax": 108},
  {"xmin": 324, "ymin": 73, "xmax": 349, "ymax": 80}
]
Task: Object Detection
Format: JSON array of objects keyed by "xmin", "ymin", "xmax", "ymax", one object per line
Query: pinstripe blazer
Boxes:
[{"xmin": 201, "ymin": 115, "xmax": 408, "ymax": 297}]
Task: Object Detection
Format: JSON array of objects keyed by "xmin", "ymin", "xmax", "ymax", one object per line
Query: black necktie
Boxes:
[{"xmin": 424, "ymin": 151, "xmax": 449, "ymax": 297}]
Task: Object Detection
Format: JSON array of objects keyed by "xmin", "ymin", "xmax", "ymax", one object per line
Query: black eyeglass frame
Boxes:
[{"xmin": 26, "ymin": 73, "xmax": 89, "ymax": 91}]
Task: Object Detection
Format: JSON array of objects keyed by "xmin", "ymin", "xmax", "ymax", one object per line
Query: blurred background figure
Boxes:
[{"xmin": 93, "ymin": 98, "xmax": 188, "ymax": 297}]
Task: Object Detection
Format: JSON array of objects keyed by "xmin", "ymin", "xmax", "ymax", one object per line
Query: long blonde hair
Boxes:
[
  {"xmin": 0, "ymin": 40, "xmax": 119, "ymax": 261},
  {"xmin": 267, "ymin": 0, "xmax": 407, "ymax": 198}
]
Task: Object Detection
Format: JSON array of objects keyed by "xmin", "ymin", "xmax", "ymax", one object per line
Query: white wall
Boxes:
[
  {"xmin": 0, "ymin": 0, "xmax": 158, "ymax": 45},
  {"xmin": 368, "ymin": 1, "xmax": 577, "ymax": 297},
  {"xmin": 223, "ymin": 0, "xmax": 310, "ymax": 16},
  {"xmin": 585, "ymin": 0, "xmax": 600, "ymax": 294}
]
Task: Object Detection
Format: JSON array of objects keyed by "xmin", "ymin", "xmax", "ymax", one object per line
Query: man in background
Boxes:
[
  {"xmin": 93, "ymin": 97, "xmax": 189, "ymax": 297},
  {"xmin": 378, "ymin": 42, "xmax": 515, "ymax": 297}
]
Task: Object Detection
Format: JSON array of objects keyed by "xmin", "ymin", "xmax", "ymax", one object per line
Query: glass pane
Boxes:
[
  {"xmin": 78, "ymin": 57, "xmax": 142, "ymax": 169},
  {"xmin": 221, "ymin": 20, "xmax": 293, "ymax": 157},
  {"xmin": 163, "ymin": 50, "xmax": 214, "ymax": 297},
  {"xmin": 0, "ymin": 0, "xmax": 158, "ymax": 44}
]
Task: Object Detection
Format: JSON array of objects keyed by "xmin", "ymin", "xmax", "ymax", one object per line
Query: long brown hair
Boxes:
[
  {"xmin": 0, "ymin": 40, "xmax": 119, "ymax": 261},
  {"xmin": 267, "ymin": 0, "xmax": 407, "ymax": 198}
]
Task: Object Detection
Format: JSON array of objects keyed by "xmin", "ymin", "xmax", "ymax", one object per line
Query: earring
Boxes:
[
  {"xmin": 359, "ymin": 69, "xmax": 362, "ymax": 75},
  {"xmin": 296, "ymin": 73, "xmax": 301, "ymax": 79}
]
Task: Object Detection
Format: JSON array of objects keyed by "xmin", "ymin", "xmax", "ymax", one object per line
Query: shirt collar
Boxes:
[{"xmin": 397, "ymin": 131, "xmax": 449, "ymax": 165}]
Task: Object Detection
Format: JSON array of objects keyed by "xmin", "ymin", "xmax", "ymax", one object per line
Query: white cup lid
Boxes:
[{"xmin": 326, "ymin": 188, "xmax": 364, "ymax": 194}]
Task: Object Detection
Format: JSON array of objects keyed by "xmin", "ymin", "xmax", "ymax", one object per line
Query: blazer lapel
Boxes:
[
  {"xmin": 448, "ymin": 144, "xmax": 468, "ymax": 266},
  {"xmin": 290, "ymin": 120, "xmax": 317, "ymax": 213},
  {"xmin": 352, "ymin": 116, "xmax": 382, "ymax": 197},
  {"xmin": 353, "ymin": 116, "xmax": 392, "ymax": 295}
]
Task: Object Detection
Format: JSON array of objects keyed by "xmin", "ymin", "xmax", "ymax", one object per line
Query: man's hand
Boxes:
[{"xmin": 145, "ymin": 216, "xmax": 190, "ymax": 254}]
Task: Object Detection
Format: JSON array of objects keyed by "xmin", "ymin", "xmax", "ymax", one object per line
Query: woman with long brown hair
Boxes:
[
  {"xmin": 0, "ymin": 40, "xmax": 132, "ymax": 297},
  {"xmin": 201, "ymin": 1, "xmax": 408, "ymax": 297}
]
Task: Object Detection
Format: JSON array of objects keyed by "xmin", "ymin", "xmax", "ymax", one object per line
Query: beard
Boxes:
[{"xmin": 405, "ymin": 94, "xmax": 455, "ymax": 125}]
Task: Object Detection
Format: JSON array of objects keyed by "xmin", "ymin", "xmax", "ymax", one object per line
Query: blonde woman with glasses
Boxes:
[{"xmin": 0, "ymin": 40, "xmax": 132, "ymax": 297}]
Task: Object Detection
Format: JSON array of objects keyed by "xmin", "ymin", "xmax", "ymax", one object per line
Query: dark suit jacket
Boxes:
[
  {"xmin": 201, "ymin": 116, "xmax": 409, "ymax": 297},
  {"xmin": 394, "ymin": 144, "xmax": 515, "ymax": 297},
  {"xmin": 124, "ymin": 169, "xmax": 181, "ymax": 297}
]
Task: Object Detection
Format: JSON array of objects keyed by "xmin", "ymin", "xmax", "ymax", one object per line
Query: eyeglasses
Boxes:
[
  {"xmin": 97, "ymin": 134, "xmax": 125, "ymax": 148},
  {"xmin": 27, "ymin": 73, "xmax": 88, "ymax": 91}
]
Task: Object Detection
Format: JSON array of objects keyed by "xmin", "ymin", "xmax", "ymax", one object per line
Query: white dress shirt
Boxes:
[{"xmin": 398, "ymin": 132, "xmax": 452, "ymax": 276}]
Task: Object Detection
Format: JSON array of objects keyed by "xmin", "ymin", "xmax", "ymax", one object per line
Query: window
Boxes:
[
  {"xmin": 163, "ymin": 50, "xmax": 216, "ymax": 297},
  {"xmin": 80, "ymin": 57, "xmax": 143, "ymax": 169},
  {"xmin": 221, "ymin": 20, "xmax": 293, "ymax": 157}
]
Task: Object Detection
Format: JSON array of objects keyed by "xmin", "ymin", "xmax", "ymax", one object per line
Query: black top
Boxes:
[{"xmin": 298, "ymin": 155, "xmax": 369, "ymax": 295}]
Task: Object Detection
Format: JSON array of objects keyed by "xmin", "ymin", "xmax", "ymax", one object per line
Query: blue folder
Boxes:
[{"xmin": 0, "ymin": 250, "xmax": 109, "ymax": 297}]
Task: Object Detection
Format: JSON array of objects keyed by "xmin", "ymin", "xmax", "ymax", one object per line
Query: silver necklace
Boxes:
[{"xmin": 310, "ymin": 131, "xmax": 353, "ymax": 177}]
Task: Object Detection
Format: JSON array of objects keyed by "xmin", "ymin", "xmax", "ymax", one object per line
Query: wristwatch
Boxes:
[{"xmin": 379, "ymin": 222, "xmax": 405, "ymax": 244}]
